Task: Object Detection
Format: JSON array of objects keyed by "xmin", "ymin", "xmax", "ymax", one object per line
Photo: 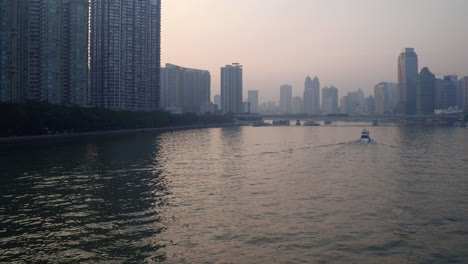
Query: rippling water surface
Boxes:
[{"xmin": 1, "ymin": 123, "xmax": 468, "ymax": 263}]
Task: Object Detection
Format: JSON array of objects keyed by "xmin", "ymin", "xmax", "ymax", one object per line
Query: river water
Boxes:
[{"xmin": 1, "ymin": 123, "xmax": 468, "ymax": 263}]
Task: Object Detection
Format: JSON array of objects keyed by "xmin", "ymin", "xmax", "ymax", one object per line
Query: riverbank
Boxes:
[{"xmin": 0, "ymin": 123, "xmax": 235, "ymax": 148}]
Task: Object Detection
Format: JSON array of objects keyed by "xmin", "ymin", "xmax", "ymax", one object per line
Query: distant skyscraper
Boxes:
[
  {"xmin": 322, "ymin": 86, "xmax": 339, "ymax": 114},
  {"xmin": 90, "ymin": 0, "xmax": 161, "ymax": 110},
  {"xmin": 438, "ymin": 75, "xmax": 458, "ymax": 109},
  {"xmin": 398, "ymin": 48, "xmax": 419, "ymax": 114},
  {"xmin": 462, "ymin": 77, "xmax": 468, "ymax": 111},
  {"xmin": 160, "ymin": 63, "xmax": 211, "ymax": 113},
  {"xmin": 343, "ymin": 91, "xmax": 363, "ymax": 115},
  {"xmin": 279, "ymin": 85, "xmax": 293, "ymax": 113},
  {"xmin": 304, "ymin": 76, "xmax": 320, "ymax": 114},
  {"xmin": 247, "ymin": 90, "xmax": 259, "ymax": 113},
  {"xmin": 260, "ymin": 101, "xmax": 277, "ymax": 113},
  {"xmin": 365, "ymin": 96, "xmax": 376, "ymax": 113},
  {"xmin": 374, "ymin": 82, "xmax": 398, "ymax": 114},
  {"xmin": 214, "ymin": 94, "xmax": 221, "ymax": 111},
  {"xmin": 243, "ymin": 101, "xmax": 251, "ymax": 113},
  {"xmin": 348, "ymin": 92, "xmax": 359, "ymax": 114},
  {"xmin": 221, "ymin": 63, "xmax": 243, "ymax": 113},
  {"xmin": 416, "ymin": 67, "xmax": 435, "ymax": 115},
  {"xmin": 340, "ymin": 96, "xmax": 347, "ymax": 114},
  {"xmin": 434, "ymin": 78, "xmax": 443, "ymax": 109},
  {"xmin": 457, "ymin": 79, "xmax": 464, "ymax": 109},
  {"xmin": 356, "ymin": 88, "xmax": 365, "ymax": 107},
  {"xmin": 292, "ymin": 96, "xmax": 304, "ymax": 114},
  {"xmin": 0, "ymin": 0, "xmax": 89, "ymax": 105}
]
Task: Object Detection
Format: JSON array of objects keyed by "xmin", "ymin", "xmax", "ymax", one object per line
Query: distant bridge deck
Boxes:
[{"xmin": 234, "ymin": 114, "xmax": 437, "ymax": 122}]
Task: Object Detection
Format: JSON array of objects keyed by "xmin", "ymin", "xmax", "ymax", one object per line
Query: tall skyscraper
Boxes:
[
  {"xmin": 434, "ymin": 78, "xmax": 443, "ymax": 109},
  {"xmin": 374, "ymin": 82, "xmax": 398, "ymax": 114},
  {"xmin": 279, "ymin": 84, "xmax": 292, "ymax": 113},
  {"xmin": 0, "ymin": 0, "xmax": 23, "ymax": 102},
  {"xmin": 340, "ymin": 96, "xmax": 347, "ymax": 114},
  {"xmin": 247, "ymin": 90, "xmax": 259, "ymax": 113},
  {"xmin": 365, "ymin": 96, "xmax": 376, "ymax": 113},
  {"xmin": 160, "ymin": 63, "xmax": 211, "ymax": 113},
  {"xmin": 322, "ymin": 86, "xmax": 339, "ymax": 114},
  {"xmin": 356, "ymin": 88, "xmax": 365, "ymax": 107},
  {"xmin": 416, "ymin": 67, "xmax": 435, "ymax": 115},
  {"xmin": 90, "ymin": 0, "xmax": 161, "ymax": 110},
  {"xmin": 24, "ymin": 0, "xmax": 61, "ymax": 103},
  {"xmin": 0, "ymin": 0, "xmax": 89, "ymax": 105},
  {"xmin": 61, "ymin": 0, "xmax": 90, "ymax": 106},
  {"xmin": 292, "ymin": 96, "xmax": 303, "ymax": 114},
  {"xmin": 457, "ymin": 79, "xmax": 464, "ymax": 109},
  {"xmin": 462, "ymin": 77, "xmax": 468, "ymax": 111},
  {"xmin": 438, "ymin": 75, "xmax": 458, "ymax": 109},
  {"xmin": 342, "ymin": 91, "xmax": 363, "ymax": 115},
  {"xmin": 398, "ymin": 48, "xmax": 419, "ymax": 114},
  {"xmin": 221, "ymin": 63, "xmax": 243, "ymax": 113},
  {"xmin": 304, "ymin": 76, "xmax": 320, "ymax": 114}
]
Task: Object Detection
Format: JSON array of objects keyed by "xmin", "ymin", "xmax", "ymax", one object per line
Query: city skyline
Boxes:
[{"xmin": 162, "ymin": 0, "xmax": 468, "ymax": 102}]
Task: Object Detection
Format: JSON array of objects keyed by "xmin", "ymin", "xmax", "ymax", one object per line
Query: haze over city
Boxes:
[
  {"xmin": 162, "ymin": 0, "xmax": 468, "ymax": 102},
  {"xmin": 2, "ymin": 0, "xmax": 468, "ymax": 263}
]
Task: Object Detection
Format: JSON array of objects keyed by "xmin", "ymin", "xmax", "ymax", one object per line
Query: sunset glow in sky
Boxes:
[{"xmin": 162, "ymin": 0, "xmax": 468, "ymax": 102}]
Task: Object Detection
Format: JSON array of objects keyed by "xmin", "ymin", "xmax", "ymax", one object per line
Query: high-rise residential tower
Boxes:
[
  {"xmin": 322, "ymin": 86, "xmax": 339, "ymax": 114},
  {"xmin": 304, "ymin": 76, "xmax": 320, "ymax": 114},
  {"xmin": 398, "ymin": 48, "xmax": 419, "ymax": 114},
  {"xmin": 221, "ymin": 63, "xmax": 243, "ymax": 113},
  {"xmin": 279, "ymin": 84, "xmax": 292, "ymax": 114},
  {"xmin": 160, "ymin": 63, "xmax": 211, "ymax": 113},
  {"xmin": 24, "ymin": 0, "xmax": 62, "ymax": 103},
  {"xmin": 61, "ymin": 0, "xmax": 90, "ymax": 106},
  {"xmin": 90, "ymin": 0, "xmax": 161, "ymax": 110},
  {"xmin": 0, "ymin": 0, "xmax": 89, "ymax": 105},
  {"xmin": 247, "ymin": 90, "xmax": 259, "ymax": 113},
  {"xmin": 416, "ymin": 67, "xmax": 435, "ymax": 115},
  {"xmin": 0, "ymin": 0, "xmax": 23, "ymax": 102}
]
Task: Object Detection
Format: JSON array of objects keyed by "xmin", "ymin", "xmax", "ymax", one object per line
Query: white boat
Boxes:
[{"xmin": 360, "ymin": 129, "xmax": 371, "ymax": 143}]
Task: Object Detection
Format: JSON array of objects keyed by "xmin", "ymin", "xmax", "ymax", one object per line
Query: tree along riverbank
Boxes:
[
  {"xmin": 0, "ymin": 102, "xmax": 234, "ymax": 139},
  {"xmin": 0, "ymin": 123, "xmax": 235, "ymax": 147}
]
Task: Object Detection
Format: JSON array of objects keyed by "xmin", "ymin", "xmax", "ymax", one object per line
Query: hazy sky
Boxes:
[{"xmin": 162, "ymin": 0, "xmax": 468, "ymax": 103}]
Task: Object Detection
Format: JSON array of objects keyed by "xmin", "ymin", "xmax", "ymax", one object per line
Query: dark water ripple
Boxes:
[{"xmin": 1, "ymin": 124, "xmax": 468, "ymax": 263}]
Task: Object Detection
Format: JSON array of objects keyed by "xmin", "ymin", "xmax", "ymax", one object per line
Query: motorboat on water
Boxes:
[
  {"xmin": 303, "ymin": 121, "xmax": 320, "ymax": 126},
  {"xmin": 360, "ymin": 129, "xmax": 371, "ymax": 143}
]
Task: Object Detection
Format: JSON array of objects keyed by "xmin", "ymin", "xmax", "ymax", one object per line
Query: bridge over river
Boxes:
[{"xmin": 234, "ymin": 114, "xmax": 436, "ymax": 122}]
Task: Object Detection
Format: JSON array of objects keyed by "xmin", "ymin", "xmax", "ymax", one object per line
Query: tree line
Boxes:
[{"xmin": 0, "ymin": 102, "xmax": 233, "ymax": 137}]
